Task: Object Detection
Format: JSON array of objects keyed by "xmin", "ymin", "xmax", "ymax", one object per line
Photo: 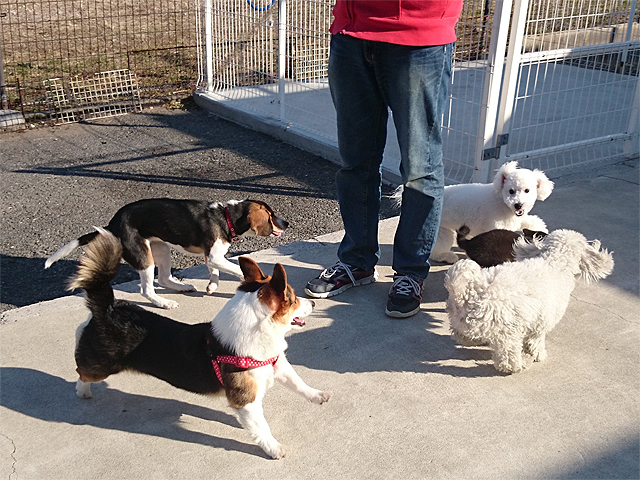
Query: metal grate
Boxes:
[{"xmin": 43, "ymin": 69, "xmax": 142, "ymax": 124}]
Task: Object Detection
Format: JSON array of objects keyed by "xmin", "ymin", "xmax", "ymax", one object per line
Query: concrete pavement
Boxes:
[{"xmin": 1, "ymin": 160, "xmax": 638, "ymax": 479}]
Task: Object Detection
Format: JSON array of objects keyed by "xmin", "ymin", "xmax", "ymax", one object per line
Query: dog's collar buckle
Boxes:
[
  {"xmin": 224, "ymin": 206, "xmax": 239, "ymax": 242},
  {"xmin": 212, "ymin": 354, "xmax": 279, "ymax": 386}
]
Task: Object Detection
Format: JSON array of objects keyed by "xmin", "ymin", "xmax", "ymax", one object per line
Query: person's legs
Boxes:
[
  {"xmin": 374, "ymin": 42, "xmax": 453, "ymax": 316},
  {"xmin": 331, "ymin": 34, "xmax": 388, "ymax": 271},
  {"xmin": 306, "ymin": 34, "xmax": 387, "ymax": 298}
]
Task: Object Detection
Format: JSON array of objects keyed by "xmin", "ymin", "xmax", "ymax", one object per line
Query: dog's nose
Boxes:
[{"xmin": 514, "ymin": 203, "xmax": 523, "ymax": 210}]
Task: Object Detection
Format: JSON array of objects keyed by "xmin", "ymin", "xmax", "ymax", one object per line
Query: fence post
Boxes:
[
  {"xmin": 624, "ymin": 73, "xmax": 639, "ymax": 159},
  {"xmin": 205, "ymin": 0, "xmax": 213, "ymax": 91},
  {"xmin": 493, "ymin": 0, "xmax": 531, "ymax": 172},
  {"xmin": 471, "ymin": 0, "xmax": 514, "ymax": 183},
  {"xmin": 278, "ymin": 0, "xmax": 287, "ymax": 121}
]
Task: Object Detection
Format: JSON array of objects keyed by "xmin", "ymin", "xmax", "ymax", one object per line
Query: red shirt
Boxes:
[{"xmin": 330, "ymin": 0, "xmax": 463, "ymax": 47}]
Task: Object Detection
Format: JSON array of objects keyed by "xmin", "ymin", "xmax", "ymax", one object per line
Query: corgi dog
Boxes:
[
  {"xmin": 70, "ymin": 228, "xmax": 332, "ymax": 459},
  {"xmin": 45, "ymin": 198, "xmax": 288, "ymax": 309}
]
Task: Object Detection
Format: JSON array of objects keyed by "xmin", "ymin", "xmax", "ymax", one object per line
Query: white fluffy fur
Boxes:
[
  {"xmin": 432, "ymin": 161, "xmax": 554, "ymax": 263},
  {"xmin": 444, "ymin": 229, "xmax": 613, "ymax": 374}
]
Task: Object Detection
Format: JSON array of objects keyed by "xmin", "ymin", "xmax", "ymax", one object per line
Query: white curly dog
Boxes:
[
  {"xmin": 432, "ymin": 161, "xmax": 554, "ymax": 263},
  {"xmin": 444, "ymin": 229, "xmax": 614, "ymax": 374}
]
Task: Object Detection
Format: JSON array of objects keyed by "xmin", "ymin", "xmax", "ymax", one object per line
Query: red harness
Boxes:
[{"xmin": 212, "ymin": 355, "xmax": 279, "ymax": 386}]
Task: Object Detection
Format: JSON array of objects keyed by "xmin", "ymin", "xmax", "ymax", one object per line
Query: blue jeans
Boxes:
[{"xmin": 330, "ymin": 34, "xmax": 452, "ymax": 282}]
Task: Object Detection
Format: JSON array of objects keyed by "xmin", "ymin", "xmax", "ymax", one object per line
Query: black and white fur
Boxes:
[
  {"xmin": 45, "ymin": 198, "xmax": 288, "ymax": 309},
  {"xmin": 71, "ymin": 229, "xmax": 332, "ymax": 459},
  {"xmin": 456, "ymin": 225, "xmax": 548, "ymax": 268}
]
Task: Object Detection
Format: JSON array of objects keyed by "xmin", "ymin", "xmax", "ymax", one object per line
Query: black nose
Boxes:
[{"xmin": 514, "ymin": 203, "xmax": 523, "ymax": 210}]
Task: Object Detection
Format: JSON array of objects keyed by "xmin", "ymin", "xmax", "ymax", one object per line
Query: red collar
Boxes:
[
  {"xmin": 224, "ymin": 205, "xmax": 239, "ymax": 242},
  {"xmin": 212, "ymin": 355, "xmax": 279, "ymax": 386}
]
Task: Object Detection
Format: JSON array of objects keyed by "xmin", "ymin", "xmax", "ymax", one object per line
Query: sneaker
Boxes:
[
  {"xmin": 305, "ymin": 261, "xmax": 378, "ymax": 298},
  {"xmin": 385, "ymin": 275, "xmax": 423, "ymax": 318}
]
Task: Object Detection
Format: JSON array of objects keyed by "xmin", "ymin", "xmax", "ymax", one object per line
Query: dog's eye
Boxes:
[
  {"xmin": 509, "ymin": 189, "xmax": 515, "ymax": 195},
  {"xmin": 524, "ymin": 189, "xmax": 530, "ymax": 193}
]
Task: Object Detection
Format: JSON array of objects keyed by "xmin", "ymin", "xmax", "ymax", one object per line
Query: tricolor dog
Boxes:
[
  {"xmin": 45, "ymin": 198, "xmax": 288, "ymax": 309},
  {"xmin": 71, "ymin": 229, "xmax": 332, "ymax": 459}
]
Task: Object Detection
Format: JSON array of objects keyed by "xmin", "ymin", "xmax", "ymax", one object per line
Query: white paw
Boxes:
[
  {"xmin": 266, "ymin": 442, "xmax": 290, "ymax": 460},
  {"xmin": 310, "ymin": 390, "xmax": 333, "ymax": 405},
  {"xmin": 206, "ymin": 282, "xmax": 218, "ymax": 294},
  {"xmin": 76, "ymin": 379, "xmax": 92, "ymax": 399},
  {"xmin": 156, "ymin": 299, "xmax": 179, "ymax": 309}
]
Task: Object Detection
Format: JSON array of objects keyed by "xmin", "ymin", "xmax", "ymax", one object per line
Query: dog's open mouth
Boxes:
[
  {"xmin": 271, "ymin": 231, "xmax": 282, "ymax": 237},
  {"xmin": 515, "ymin": 209, "xmax": 524, "ymax": 216},
  {"xmin": 291, "ymin": 317, "xmax": 305, "ymax": 326}
]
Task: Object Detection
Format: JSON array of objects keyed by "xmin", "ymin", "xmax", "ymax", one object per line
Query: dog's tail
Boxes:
[
  {"xmin": 68, "ymin": 227, "xmax": 121, "ymax": 314},
  {"xmin": 44, "ymin": 230, "xmax": 101, "ymax": 269}
]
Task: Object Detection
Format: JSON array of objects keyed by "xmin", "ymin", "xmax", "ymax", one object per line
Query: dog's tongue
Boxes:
[
  {"xmin": 271, "ymin": 231, "xmax": 282, "ymax": 237},
  {"xmin": 515, "ymin": 209, "xmax": 524, "ymax": 216},
  {"xmin": 291, "ymin": 317, "xmax": 305, "ymax": 326}
]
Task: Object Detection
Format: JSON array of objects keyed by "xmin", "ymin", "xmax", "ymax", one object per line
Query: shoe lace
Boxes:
[
  {"xmin": 320, "ymin": 261, "xmax": 356, "ymax": 285},
  {"xmin": 392, "ymin": 276, "xmax": 421, "ymax": 297}
]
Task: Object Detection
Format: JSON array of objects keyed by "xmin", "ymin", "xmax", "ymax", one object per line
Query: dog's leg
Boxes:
[
  {"xmin": 236, "ymin": 401, "xmax": 289, "ymax": 459},
  {"xmin": 524, "ymin": 333, "xmax": 548, "ymax": 362},
  {"xmin": 430, "ymin": 227, "xmax": 459, "ymax": 264},
  {"xmin": 206, "ymin": 267, "xmax": 220, "ymax": 294},
  {"xmin": 206, "ymin": 240, "xmax": 243, "ymax": 294},
  {"xmin": 150, "ymin": 242, "xmax": 196, "ymax": 292},
  {"xmin": 75, "ymin": 318, "xmax": 93, "ymax": 399},
  {"xmin": 76, "ymin": 378, "xmax": 93, "ymax": 399},
  {"xmin": 138, "ymin": 265, "xmax": 179, "ymax": 309},
  {"xmin": 274, "ymin": 355, "xmax": 333, "ymax": 404},
  {"xmin": 490, "ymin": 338, "xmax": 528, "ymax": 374}
]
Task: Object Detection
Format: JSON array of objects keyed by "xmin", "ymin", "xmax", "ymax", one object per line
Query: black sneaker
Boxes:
[
  {"xmin": 305, "ymin": 261, "xmax": 378, "ymax": 298},
  {"xmin": 385, "ymin": 275, "xmax": 423, "ymax": 318}
]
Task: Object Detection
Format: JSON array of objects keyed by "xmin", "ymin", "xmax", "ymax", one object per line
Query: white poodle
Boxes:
[
  {"xmin": 444, "ymin": 229, "xmax": 614, "ymax": 374},
  {"xmin": 432, "ymin": 161, "xmax": 554, "ymax": 263}
]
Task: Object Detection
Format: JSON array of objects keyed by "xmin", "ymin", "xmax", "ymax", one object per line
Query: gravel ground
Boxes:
[{"xmin": 0, "ymin": 100, "xmax": 397, "ymax": 313}]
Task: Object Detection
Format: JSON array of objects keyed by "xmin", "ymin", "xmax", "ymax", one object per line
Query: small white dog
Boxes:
[
  {"xmin": 444, "ymin": 229, "xmax": 614, "ymax": 374},
  {"xmin": 433, "ymin": 161, "xmax": 554, "ymax": 263}
]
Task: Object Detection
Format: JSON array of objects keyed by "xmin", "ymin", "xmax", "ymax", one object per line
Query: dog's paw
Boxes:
[
  {"xmin": 431, "ymin": 251, "xmax": 459, "ymax": 264},
  {"xmin": 206, "ymin": 282, "xmax": 218, "ymax": 295},
  {"xmin": 310, "ymin": 390, "xmax": 333, "ymax": 405},
  {"xmin": 265, "ymin": 442, "xmax": 290, "ymax": 460},
  {"xmin": 76, "ymin": 379, "xmax": 92, "ymax": 399},
  {"xmin": 159, "ymin": 299, "xmax": 179, "ymax": 309}
]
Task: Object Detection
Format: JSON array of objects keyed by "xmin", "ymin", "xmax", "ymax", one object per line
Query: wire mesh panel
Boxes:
[
  {"xmin": 443, "ymin": 0, "xmax": 498, "ymax": 183},
  {"xmin": 44, "ymin": 69, "xmax": 142, "ymax": 124},
  {"xmin": 0, "ymin": 0, "xmax": 197, "ymax": 122},
  {"xmin": 495, "ymin": 0, "xmax": 639, "ymax": 175},
  {"xmin": 196, "ymin": 0, "xmax": 639, "ymax": 184}
]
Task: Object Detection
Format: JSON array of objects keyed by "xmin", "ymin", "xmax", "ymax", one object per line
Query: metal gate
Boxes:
[
  {"xmin": 473, "ymin": 0, "xmax": 639, "ymax": 182},
  {"xmin": 194, "ymin": 0, "xmax": 640, "ymax": 185}
]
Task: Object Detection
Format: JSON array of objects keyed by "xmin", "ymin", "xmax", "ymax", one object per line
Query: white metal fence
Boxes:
[{"xmin": 194, "ymin": 0, "xmax": 639, "ymax": 185}]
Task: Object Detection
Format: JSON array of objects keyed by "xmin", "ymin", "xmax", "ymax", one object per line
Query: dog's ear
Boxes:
[
  {"xmin": 269, "ymin": 263, "xmax": 287, "ymax": 295},
  {"xmin": 533, "ymin": 170, "xmax": 554, "ymax": 200},
  {"xmin": 580, "ymin": 240, "xmax": 614, "ymax": 283},
  {"xmin": 238, "ymin": 257, "xmax": 267, "ymax": 282},
  {"xmin": 493, "ymin": 161, "xmax": 518, "ymax": 191}
]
